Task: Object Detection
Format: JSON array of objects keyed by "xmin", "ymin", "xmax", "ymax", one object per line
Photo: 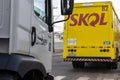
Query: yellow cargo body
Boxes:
[{"xmin": 63, "ymin": 2, "xmax": 120, "ymax": 69}]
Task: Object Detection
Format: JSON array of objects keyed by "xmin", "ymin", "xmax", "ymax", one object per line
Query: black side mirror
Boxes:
[{"xmin": 61, "ymin": 0, "xmax": 74, "ymax": 15}]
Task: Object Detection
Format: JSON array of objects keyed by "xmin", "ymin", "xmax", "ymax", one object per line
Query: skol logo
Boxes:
[{"xmin": 70, "ymin": 13, "xmax": 107, "ymax": 27}]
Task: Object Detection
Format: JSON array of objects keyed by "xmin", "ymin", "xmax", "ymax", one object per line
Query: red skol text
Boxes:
[{"xmin": 70, "ymin": 13, "xmax": 107, "ymax": 27}]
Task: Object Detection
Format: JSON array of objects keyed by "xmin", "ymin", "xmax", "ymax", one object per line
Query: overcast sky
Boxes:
[{"xmin": 53, "ymin": 0, "xmax": 120, "ymax": 32}]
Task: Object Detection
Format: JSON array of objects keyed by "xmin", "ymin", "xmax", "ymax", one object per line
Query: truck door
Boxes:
[{"xmin": 30, "ymin": 0, "xmax": 52, "ymax": 72}]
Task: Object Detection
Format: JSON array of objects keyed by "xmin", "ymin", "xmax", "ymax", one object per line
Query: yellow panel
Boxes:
[{"xmin": 63, "ymin": 2, "xmax": 116, "ymax": 60}]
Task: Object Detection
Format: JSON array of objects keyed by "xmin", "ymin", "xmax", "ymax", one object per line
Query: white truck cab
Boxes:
[{"xmin": 0, "ymin": 0, "xmax": 73, "ymax": 80}]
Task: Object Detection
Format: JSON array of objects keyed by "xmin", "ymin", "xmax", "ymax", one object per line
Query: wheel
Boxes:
[
  {"xmin": 111, "ymin": 62, "xmax": 118, "ymax": 69},
  {"xmin": 106, "ymin": 62, "xmax": 118, "ymax": 69},
  {"xmin": 78, "ymin": 62, "xmax": 85, "ymax": 68},
  {"xmin": 72, "ymin": 61, "xmax": 79, "ymax": 68},
  {"xmin": 0, "ymin": 75, "xmax": 20, "ymax": 80},
  {"xmin": 0, "ymin": 76, "xmax": 14, "ymax": 80},
  {"xmin": 72, "ymin": 61, "xmax": 85, "ymax": 68},
  {"xmin": 23, "ymin": 71, "xmax": 44, "ymax": 80},
  {"xmin": 106, "ymin": 62, "xmax": 112, "ymax": 69}
]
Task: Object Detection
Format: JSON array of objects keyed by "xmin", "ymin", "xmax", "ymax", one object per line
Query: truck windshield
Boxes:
[{"xmin": 34, "ymin": 0, "xmax": 46, "ymax": 22}]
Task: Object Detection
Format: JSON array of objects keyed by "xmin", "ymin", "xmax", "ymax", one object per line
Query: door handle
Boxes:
[{"xmin": 31, "ymin": 27, "xmax": 36, "ymax": 46}]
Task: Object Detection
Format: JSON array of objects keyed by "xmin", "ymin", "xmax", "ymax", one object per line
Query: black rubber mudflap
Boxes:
[{"xmin": 45, "ymin": 74, "xmax": 54, "ymax": 80}]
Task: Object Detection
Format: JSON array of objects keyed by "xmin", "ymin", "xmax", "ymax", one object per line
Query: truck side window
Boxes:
[{"xmin": 34, "ymin": 0, "xmax": 46, "ymax": 22}]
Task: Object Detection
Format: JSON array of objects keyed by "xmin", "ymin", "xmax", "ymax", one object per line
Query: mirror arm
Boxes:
[{"xmin": 51, "ymin": 15, "xmax": 70, "ymax": 26}]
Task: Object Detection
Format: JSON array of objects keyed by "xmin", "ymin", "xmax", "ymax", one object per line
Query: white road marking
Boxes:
[
  {"xmin": 54, "ymin": 76, "xmax": 66, "ymax": 80},
  {"xmin": 54, "ymin": 76, "xmax": 116, "ymax": 80},
  {"xmin": 96, "ymin": 76, "xmax": 116, "ymax": 80},
  {"xmin": 103, "ymin": 78, "xmax": 114, "ymax": 80},
  {"xmin": 76, "ymin": 77, "xmax": 90, "ymax": 80},
  {"xmin": 96, "ymin": 76, "xmax": 103, "ymax": 80}
]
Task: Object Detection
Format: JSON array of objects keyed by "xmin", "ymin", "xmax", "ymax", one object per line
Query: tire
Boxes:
[
  {"xmin": 106, "ymin": 62, "xmax": 112, "ymax": 69},
  {"xmin": 72, "ymin": 61, "xmax": 85, "ymax": 69},
  {"xmin": 0, "ymin": 75, "xmax": 18, "ymax": 80},
  {"xmin": 72, "ymin": 61, "xmax": 79, "ymax": 68},
  {"xmin": 0, "ymin": 77, "xmax": 14, "ymax": 80},
  {"xmin": 111, "ymin": 62, "xmax": 118, "ymax": 69},
  {"xmin": 78, "ymin": 62, "xmax": 85, "ymax": 68},
  {"xmin": 23, "ymin": 71, "xmax": 44, "ymax": 80},
  {"xmin": 106, "ymin": 62, "xmax": 118, "ymax": 69}
]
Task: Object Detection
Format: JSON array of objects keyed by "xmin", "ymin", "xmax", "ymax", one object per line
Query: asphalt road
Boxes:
[{"xmin": 51, "ymin": 53, "xmax": 120, "ymax": 80}]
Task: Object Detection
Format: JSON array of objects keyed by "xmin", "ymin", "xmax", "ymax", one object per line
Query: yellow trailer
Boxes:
[{"xmin": 63, "ymin": 1, "xmax": 120, "ymax": 69}]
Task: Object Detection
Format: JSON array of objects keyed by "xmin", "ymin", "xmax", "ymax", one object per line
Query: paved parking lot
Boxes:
[{"xmin": 51, "ymin": 53, "xmax": 120, "ymax": 80}]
